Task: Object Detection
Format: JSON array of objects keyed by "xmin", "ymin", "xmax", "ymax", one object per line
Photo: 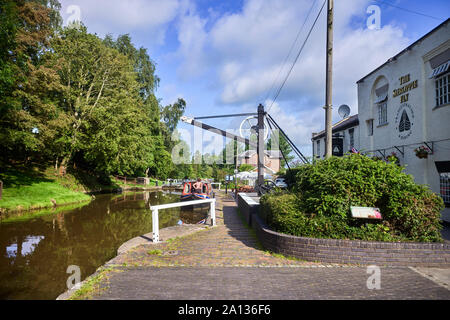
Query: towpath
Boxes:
[{"xmin": 66, "ymin": 192, "xmax": 450, "ymax": 300}]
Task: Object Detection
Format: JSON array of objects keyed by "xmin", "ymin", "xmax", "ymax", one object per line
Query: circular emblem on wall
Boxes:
[{"xmin": 395, "ymin": 103, "xmax": 414, "ymax": 140}]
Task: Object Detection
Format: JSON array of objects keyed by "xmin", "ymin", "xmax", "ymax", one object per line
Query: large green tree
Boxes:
[
  {"xmin": 43, "ymin": 26, "xmax": 157, "ymax": 175},
  {"xmin": 0, "ymin": 0, "xmax": 61, "ymax": 163}
]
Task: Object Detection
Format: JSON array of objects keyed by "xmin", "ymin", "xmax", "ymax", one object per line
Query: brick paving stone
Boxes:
[
  {"xmin": 93, "ymin": 267, "xmax": 450, "ymax": 300},
  {"xmin": 108, "ymin": 193, "xmax": 318, "ymax": 268},
  {"xmin": 74, "ymin": 193, "xmax": 450, "ymax": 300}
]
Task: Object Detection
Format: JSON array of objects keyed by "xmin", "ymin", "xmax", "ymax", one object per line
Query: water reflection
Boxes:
[
  {"xmin": 0, "ymin": 191, "xmax": 207, "ymax": 300},
  {"xmin": 6, "ymin": 236, "xmax": 45, "ymax": 259}
]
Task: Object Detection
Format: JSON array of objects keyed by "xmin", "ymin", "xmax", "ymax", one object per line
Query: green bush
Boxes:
[{"xmin": 260, "ymin": 154, "xmax": 444, "ymax": 242}]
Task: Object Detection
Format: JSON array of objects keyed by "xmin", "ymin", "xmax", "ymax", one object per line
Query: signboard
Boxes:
[
  {"xmin": 350, "ymin": 206, "xmax": 382, "ymax": 219},
  {"xmin": 332, "ymin": 137, "xmax": 343, "ymax": 156}
]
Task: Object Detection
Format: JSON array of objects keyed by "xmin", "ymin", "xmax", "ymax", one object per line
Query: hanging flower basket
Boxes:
[
  {"xmin": 387, "ymin": 152, "xmax": 400, "ymax": 164},
  {"xmin": 414, "ymin": 146, "xmax": 431, "ymax": 159}
]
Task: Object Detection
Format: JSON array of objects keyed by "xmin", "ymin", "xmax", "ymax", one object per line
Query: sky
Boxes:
[{"xmin": 58, "ymin": 0, "xmax": 450, "ymax": 159}]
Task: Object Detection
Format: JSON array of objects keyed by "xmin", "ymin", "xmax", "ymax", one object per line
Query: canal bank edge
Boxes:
[
  {"xmin": 0, "ymin": 185, "xmax": 164, "ymax": 220},
  {"xmin": 56, "ymin": 223, "xmax": 213, "ymax": 300},
  {"xmin": 238, "ymin": 193, "xmax": 450, "ymax": 268}
]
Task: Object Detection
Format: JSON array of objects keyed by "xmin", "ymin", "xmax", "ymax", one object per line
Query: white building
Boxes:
[
  {"xmin": 312, "ymin": 114, "xmax": 360, "ymax": 159},
  {"xmin": 357, "ymin": 19, "xmax": 450, "ymax": 215}
]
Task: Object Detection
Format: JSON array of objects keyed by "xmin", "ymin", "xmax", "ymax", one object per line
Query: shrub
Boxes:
[{"xmin": 260, "ymin": 154, "xmax": 444, "ymax": 242}]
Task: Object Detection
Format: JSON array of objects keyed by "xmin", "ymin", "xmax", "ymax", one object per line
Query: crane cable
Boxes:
[{"xmin": 265, "ymin": 113, "xmax": 309, "ymax": 164}]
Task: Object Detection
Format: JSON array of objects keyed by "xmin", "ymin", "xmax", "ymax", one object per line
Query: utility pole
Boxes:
[
  {"xmin": 324, "ymin": 0, "xmax": 334, "ymax": 159},
  {"xmin": 257, "ymin": 104, "xmax": 265, "ymax": 191},
  {"xmin": 234, "ymin": 136, "xmax": 238, "ymax": 199}
]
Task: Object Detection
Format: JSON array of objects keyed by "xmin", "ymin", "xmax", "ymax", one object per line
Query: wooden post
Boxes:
[{"xmin": 325, "ymin": 0, "xmax": 334, "ymax": 159}]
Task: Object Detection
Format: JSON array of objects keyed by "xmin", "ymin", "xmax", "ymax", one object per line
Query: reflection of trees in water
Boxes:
[
  {"xmin": 0, "ymin": 191, "xmax": 184, "ymax": 299},
  {"xmin": 180, "ymin": 205, "xmax": 209, "ymax": 224}
]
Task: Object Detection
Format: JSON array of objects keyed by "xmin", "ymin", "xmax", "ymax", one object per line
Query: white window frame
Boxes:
[
  {"xmin": 377, "ymin": 102, "xmax": 388, "ymax": 126},
  {"xmin": 440, "ymin": 172, "xmax": 450, "ymax": 206},
  {"xmin": 435, "ymin": 72, "xmax": 449, "ymax": 107}
]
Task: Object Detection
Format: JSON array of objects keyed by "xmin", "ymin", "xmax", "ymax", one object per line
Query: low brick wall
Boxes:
[
  {"xmin": 251, "ymin": 214, "xmax": 450, "ymax": 267},
  {"xmin": 237, "ymin": 194, "xmax": 450, "ymax": 267}
]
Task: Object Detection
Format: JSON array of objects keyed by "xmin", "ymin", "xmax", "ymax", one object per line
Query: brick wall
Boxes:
[{"xmin": 238, "ymin": 194, "xmax": 450, "ymax": 267}]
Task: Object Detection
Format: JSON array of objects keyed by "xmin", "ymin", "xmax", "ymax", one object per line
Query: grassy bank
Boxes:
[
  {"xmin": 0, "ymin": 164, "xmax": 164, "ymax": 215},
  {"xmin": 0, "ymin": 167, "xmax": 93, "ymax": 213}
]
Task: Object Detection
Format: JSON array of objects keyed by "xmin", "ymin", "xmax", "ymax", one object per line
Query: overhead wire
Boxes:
[
  {"xmin": 266, "ymin": 0, "xmax": 327, "ymax": 114},
  {"xmin": 266, "ymin": 116, "xmax": 292, "ymax": 170},
  {"xmin": 260, "ymin": 0, "xmax": 319, "ymax": 105},
  {"xmin": 373, "ymin": 0, "xmax": 445, "ymax": 22}
]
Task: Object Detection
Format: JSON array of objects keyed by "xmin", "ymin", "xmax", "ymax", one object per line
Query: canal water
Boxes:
[{"xmin": 0, "ymin": 191, "xmax": 208, "ymax": 300}]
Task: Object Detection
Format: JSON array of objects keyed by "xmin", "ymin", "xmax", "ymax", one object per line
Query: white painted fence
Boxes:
[{"xmin": 149, "ymin": 199, "xmax": 216, "ymax": 243}]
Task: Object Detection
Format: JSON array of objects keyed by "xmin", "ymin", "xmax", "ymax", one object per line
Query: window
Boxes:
[
  {"xmin": 441, "ymin": 173, "xmax": 450, "ymax": 206},
  {"xmin": 377, "ymin": 102, "xmax": 387, "ymax": 125},
  {"xmin": 435, "ymin": 73, "xmax": 450, "ymax": 107},
  {"xmin": 366, "ymin": 119, "xmax": 373, "ymax": 136},
  {"xmin": 316, "ymin": 140, "xmax": 321, "ymax": 158},
  {"xmin": 349, "ymin": 128, "xmax": 355, "ymax": 149},
  {"xmin": 373, "ymin": 80, "xmax": 388, "ymax": 125}
]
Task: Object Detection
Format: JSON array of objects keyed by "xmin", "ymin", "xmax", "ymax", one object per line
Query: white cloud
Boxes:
[
  {"xmin": 169, "ymin": 0, "xmax": 410, "ymax": 158},
  {"xmin": 59, "ymin": 0, "xmax": 181, "ymax": 42},
  {"xmin": 61, "ymin": 0, "xmax": 413, "ymax": 158},
  {"xmin": 207, "ymin": 0, "xmax": 409, "ymax": 107},
  {"xmin": 175, "ymin": 7, "xmax": 209, "ymax": 78},
  {"xmin": 265, "ymin": 101, "xmax": 324, "ymax": 154}
]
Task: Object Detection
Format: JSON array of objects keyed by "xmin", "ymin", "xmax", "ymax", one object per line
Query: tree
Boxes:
[
  {"xmin": 267, "ymin": 134, "xmax": 294, "ymax": 168},
  {"xmin": 160, "ymin": 98, "xmax": 186, "ymax": 149},
  {"xmin": 0, "ymin": 0, "xmax": 19, "ymax": 115},
  {"xmin": 170, "ymin": 132, "xmax": 193, "ymax": 179},
  {"xmin": 45, "ymin": 26, "xmax": 158, "ymax": 175},
  {"xmin": 0, "ymin": 0, "xmax": 61, "ymax": 163},
  {"xmin": 239, "ymin": 164, "xmax": 255, "ymax": 172}
]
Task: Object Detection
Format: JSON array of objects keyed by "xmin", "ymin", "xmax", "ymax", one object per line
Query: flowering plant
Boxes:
[
  {"xmin": 414, "ymin": 146, "xmax": 431, "ymax": 159},
  {"xmin": 387, "ymin": 152, "xmax": 400, "ymax": 164}
]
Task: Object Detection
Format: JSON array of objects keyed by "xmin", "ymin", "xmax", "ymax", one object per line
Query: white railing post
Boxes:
[
  {"xmin": 210, "ymin": 199, "xmax": 216, "ymax": 226},
  {"xmin": 152, "ymin": 208, "xmax": 160, "ymax": 243},
  {"xmin": 149, "ymin": 198, "xmax": 217, "ymax": 242}
]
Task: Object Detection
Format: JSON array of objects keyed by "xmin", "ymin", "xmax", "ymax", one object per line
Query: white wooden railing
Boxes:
[{"xmin": 149, "ymin": 199, "xmax": 216, "ymax": 243}]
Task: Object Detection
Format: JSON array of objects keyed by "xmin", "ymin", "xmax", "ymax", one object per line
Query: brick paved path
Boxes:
[
  {"xmin": 109, "ymin": 194, "xmax": 317, "ymax": 267},
  {"xmin": 78, "ymin": 193, "xmax": 450, "ymax": 300},
  {"xmin": 92, "ymin": 267, "xmax": 450, "ymax": 300}
]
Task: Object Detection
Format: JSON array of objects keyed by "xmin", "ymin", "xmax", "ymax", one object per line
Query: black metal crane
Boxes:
[{"xmin": 180, "ymin": 104, "xmax": 309, "ymax": 195}]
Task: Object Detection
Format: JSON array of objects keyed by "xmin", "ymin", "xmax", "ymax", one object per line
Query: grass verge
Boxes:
[{"xmin": 0, "ymin": 167, "xmax": 92, "ymax": 213}]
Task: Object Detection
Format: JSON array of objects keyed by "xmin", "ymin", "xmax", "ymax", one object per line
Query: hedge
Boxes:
[{"xmin": 260, "ymin": 154, "xmax": 444, "ymax": 242}]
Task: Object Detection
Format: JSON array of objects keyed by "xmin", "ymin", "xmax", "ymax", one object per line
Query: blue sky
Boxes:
[{"xmin": 58, "ymin": 0, "xmax": 449, "ymax": 158}]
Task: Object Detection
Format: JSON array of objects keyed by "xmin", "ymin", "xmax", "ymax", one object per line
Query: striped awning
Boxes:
[{"xmin": 429, "ymin": 60, "xmax": 450, "ymax": 78}]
